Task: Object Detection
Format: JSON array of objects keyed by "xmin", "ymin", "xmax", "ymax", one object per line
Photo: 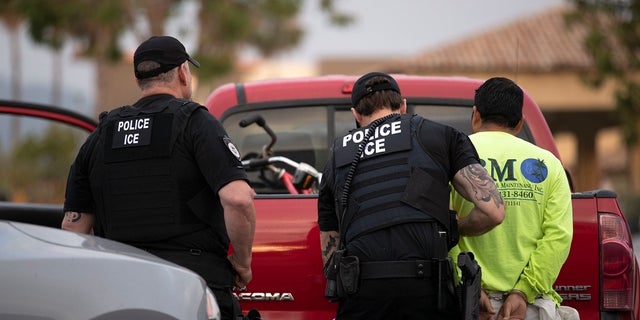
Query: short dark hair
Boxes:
[
  {"xmin": 136, "ymin": 60, "xmax": 177, "ymax": 90},
  {"xmin": 352, "ymin": 73, "xmax": 403, "ymax": 116},
  {"xmin": 474, "ymin": 77, "xmax": 523, "ymax": 128}
]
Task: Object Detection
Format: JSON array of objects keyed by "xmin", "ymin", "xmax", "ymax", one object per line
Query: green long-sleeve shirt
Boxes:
[{"xmin": 450, "ymin": 131, "xmax": 573, "ymax": 305}]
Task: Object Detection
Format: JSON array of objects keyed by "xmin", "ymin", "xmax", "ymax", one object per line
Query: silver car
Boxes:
[{"xmin": 0, "ymin": 220, "xmax": 220, "ymax": 320}]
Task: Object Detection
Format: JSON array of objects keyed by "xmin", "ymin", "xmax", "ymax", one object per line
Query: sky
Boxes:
[
  {"xmin": 0, "ymin": 0, "xmax": 566, "ymax": 113},
  {"xmin": 277, "ymin": 0, "xmax": 566, "ymax": 62}
]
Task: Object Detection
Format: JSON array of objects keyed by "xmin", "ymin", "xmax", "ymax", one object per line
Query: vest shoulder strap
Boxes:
[
  {"xmin": 411, "ymin": 115, "xmax": 448, "ymax": 178},
  {"xmin": 166, "ymin": 99, "xmax": 205, "ymax": 150}
]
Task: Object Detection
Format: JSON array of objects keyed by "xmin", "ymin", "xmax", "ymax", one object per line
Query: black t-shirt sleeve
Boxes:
[
  {"xmin": 186, "ymin": 108, "xmax": 248, "ymax": 193},
  {"xmin": 447, "ymin": 126, "xmax": 480, "ymax": 177},
  {"xmin": 417, "ymin": 118, "xmax": 479, "ymax": 181},
  {"xmin": 63, "ymin": 131, "xmax": 99, "ymax": 213},
  {"xmin": 317, "ymin": 148, "xmax": 339, "ymax": 232}
]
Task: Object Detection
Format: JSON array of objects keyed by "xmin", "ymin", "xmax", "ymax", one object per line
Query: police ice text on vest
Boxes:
[
  {"xmin": 118, "ymin": 118, "xmax": 150, "ymax": 145},
  {"xmin": 342, "ymin": 120, "xmax": 402, "ymax": 156}
]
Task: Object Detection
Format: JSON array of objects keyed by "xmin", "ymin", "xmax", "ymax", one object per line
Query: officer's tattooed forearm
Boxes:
[
  {"xmin": 462, "ymin": 164, "xmax": 504, "ymax": 207},
  {"xmin": 322, "ymin": 233, "xmax": 339, "ymax": 258},
  {"xmin": 64, "ymin": 211, "xmax": 82, "ymax": 223}
]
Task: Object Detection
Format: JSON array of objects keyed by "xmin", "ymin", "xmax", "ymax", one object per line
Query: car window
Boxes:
[
  {"xmin": 220, "ymin": 103, "xmax": 534, "ymax": 194},
  {"xmin": 224, "ymin": 106, "xmax": 328, "ymax": 169},
  {"xmin": 0, "ymin": 115, "xmax": 87, "ymax": 203},
  {"xmin": 413, "ymin": 105, "xmax": 474, "ymax": 135},
  {"xmin": 413, "ymin": 104, "xmax": 534, "ymax": 142},
  {"xmin": 222, "ymin": 106, "xmax": 345, "ymax": 194}
]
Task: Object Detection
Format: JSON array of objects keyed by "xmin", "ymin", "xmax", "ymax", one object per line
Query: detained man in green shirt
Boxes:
[{"xmin": 450, "ymin": 77, "xmax": 574, "ymax": 320}]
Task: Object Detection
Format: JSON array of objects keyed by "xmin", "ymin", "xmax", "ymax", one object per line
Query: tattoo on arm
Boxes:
[
  {"xmin": 322, "ymin": 234, "xmax": 338, "ymax": 257},
  {"xmin": 461, "ymin": 164, "xmax": 504, "ymax": 208},
  {"xmin": 64, "ymin": 211, "xmax": 82, "ymax": 223}
]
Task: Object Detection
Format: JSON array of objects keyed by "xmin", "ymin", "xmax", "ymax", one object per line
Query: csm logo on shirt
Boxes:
[{"xmin": 480, "ymin": 158, "xmax": 548, "ymax": 184}]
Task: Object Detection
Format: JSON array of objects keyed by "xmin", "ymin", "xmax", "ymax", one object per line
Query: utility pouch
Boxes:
[
  {"xmin": 323, "ymin": 249, "xmax": 345, "ymax": 301},
  {"xmin": 339, "ymin": 255, "xmax": 360, "ymax": 295}
]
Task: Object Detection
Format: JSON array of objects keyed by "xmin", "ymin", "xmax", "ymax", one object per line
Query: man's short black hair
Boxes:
[{"xmin": 474, "ymin": 77, "xmax": 523, "ymax": 128}]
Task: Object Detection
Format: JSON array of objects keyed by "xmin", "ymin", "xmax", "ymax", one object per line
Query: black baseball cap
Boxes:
[
  {"xmin": 351, "ymin": 72, "xmax": 401, "ymax": 106},
  {"xmin": 133, "ymin": 36, "xmax": 200, "ymax": 79}
]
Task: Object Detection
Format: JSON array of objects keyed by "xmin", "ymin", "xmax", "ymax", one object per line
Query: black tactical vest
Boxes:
[
  {"xmin": 93, "ymin": 99, "xmax": 209, "ymax": 242},
  {"xmin": 332, "ymin": 114, "xmax": 452, "ymax": 244}
]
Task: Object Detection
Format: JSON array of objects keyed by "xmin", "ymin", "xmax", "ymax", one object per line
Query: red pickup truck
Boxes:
[
  {"xmin": 0, "ymin": 74, "xmax": 638, "ymax": 320},
  {"xmin": 203, "ymin": 75, "xmax": 640, "ymax": 320}
]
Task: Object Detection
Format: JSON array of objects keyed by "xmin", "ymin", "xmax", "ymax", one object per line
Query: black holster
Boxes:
[
  {"xmin": 456, "ymin": 252, "xmax": 482, "ymax": 320},
  {"xmin": 323, "ymin": 249, "xmax": 344, "ymax": 302},
  {"xmin": 323, "ymin": 249, "xmax": 343, "ymax": 301},
  {"xmin": 323, "ymin": 249, "xmax": 360, "ymax": 302},
  {"xmin": 436, "ymin": 257, "xmax": 456, "ymax": 311},
  {"xmin": 433, "ymin": 230, "xmax": 456, "ymax": 312}
]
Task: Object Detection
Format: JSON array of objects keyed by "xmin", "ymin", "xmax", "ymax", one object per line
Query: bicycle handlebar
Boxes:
[
  {"xmin": 238, "ymin": 115, "xmax": 322, "ymax": 193},
  {"xmin": 242, "ymin": 156, "xmax": 322, "ymax": 181},
  {"xmin": 238, "ymin": 115, "xmax": 277, "ymax": 153},
  {"xmin": 239, "ymin": 114, "xmax": 266, "ymax": 127}
]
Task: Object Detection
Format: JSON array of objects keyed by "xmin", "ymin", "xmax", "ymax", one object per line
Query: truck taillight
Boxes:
[{"xmin": 599, "ymin": 213, "xmax": 635, "ymax": 311}]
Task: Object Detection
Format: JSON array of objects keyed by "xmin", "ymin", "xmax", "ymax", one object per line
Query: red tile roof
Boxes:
[{"xmin": 384, "ymin": 5, "xmax": 593, "ymax": 73}]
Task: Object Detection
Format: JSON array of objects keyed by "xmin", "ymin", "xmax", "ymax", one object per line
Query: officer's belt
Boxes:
[{"xmin": 360, "ymin": 260, "xmax": 432, "ymax": 279}]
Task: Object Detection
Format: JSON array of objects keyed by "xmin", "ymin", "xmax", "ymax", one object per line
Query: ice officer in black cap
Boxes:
[
  {"xmin": 63, "ymin": 35, "xmax": 256, "ymax": 320},
  {"xmin": 317, "ymin": 72, "xmax": 505, "ymax": 319}
]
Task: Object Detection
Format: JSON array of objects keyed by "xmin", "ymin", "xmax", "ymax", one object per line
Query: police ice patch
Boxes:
[
  {"xmin": 223, "ymin": 136, "xmax": 241, "ymax": 160},
  {"xmin": 112, "ymin": 116, "xmax": 153, "ymax": 148},
  {"xmin": 335, "ymin": 118, "xmax": 411, "ymax": 167}
]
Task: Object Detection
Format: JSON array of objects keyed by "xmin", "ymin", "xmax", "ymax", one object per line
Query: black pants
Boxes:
[
  {"xmin": 211, "ymin": 287, "xmax": 243, "ymax": 320},
  {"xmin": 336, "ymin": 278, "xmax": 460, "ymax": 320},
  {"xmin": 146, "ymin": 249, "xmax": 242, "ymax": 320}
]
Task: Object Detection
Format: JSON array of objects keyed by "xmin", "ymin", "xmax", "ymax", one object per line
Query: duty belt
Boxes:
[{"xmin": 360, "ymin": 260, "xmax": 432, "ymax": 279}]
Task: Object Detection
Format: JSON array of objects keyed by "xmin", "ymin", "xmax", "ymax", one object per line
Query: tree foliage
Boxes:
[
  {"xmin": 567, "ymin": 0, "xmax": 640, "ymax": 146},
  {"xmin": 2, "ymin": 0, "xmax": 353, "ymax": 80},
  {"xmin": 7, "ymin": 125, "xmax": 81, "ymax": 203}
]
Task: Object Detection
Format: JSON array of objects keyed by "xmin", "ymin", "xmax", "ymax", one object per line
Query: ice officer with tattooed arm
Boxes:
[{"xmin": 317, "ymin": 72, "xmax": 505, "ymax": 320}]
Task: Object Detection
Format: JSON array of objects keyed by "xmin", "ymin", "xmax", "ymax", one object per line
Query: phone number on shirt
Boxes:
[{"xmin": 500, "ymin": 190, "xmax": 534, "ymax": 199}]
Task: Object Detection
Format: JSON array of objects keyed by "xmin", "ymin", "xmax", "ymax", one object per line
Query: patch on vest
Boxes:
[
  {"xmin": 335, "ymin": 118, "xmax": 411, "ymax": 167},
  {"xmin": 112, "ymin": 116, "xmax": 153, "ymax": 148},
  {"xmin": 223, "ymin": 135, "xmax": 241, "ymax": 161}
]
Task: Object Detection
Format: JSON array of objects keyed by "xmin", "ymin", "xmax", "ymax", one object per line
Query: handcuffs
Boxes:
[{"xmin": 484, "ymin": 288, "xmax": 528, "ymax": 303}]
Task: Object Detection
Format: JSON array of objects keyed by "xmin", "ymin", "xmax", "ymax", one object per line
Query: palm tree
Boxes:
[
  {"xmin": 0, "ymin": 0, "xmax": 24, "ymax": 147},
  {"xmin": 19, "ymin": 0, "xmax": 70, "ymax": 106}
]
